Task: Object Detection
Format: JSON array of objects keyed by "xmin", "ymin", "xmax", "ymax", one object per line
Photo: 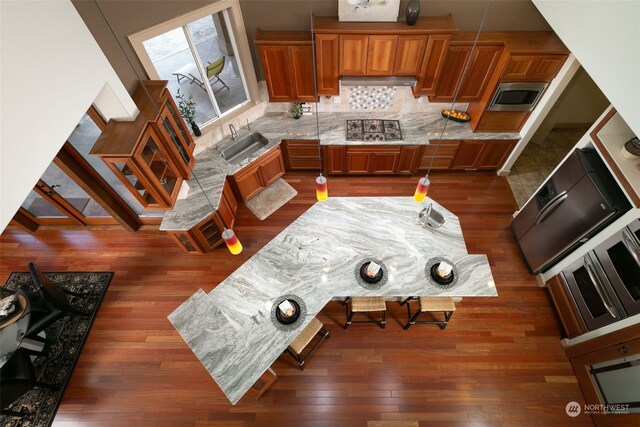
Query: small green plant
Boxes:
[
  {"xmin": 289, "ymin": 102, "xmax": 303, "ymax": 119},
  {"xmin": 176, "ymin": 89, "xmax": 196, "ymax": 123}
]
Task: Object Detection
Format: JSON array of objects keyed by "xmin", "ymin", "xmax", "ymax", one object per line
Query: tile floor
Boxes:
[{"xmin": 508, "ymin": 127, "xmax": 590, "ymax": 208}]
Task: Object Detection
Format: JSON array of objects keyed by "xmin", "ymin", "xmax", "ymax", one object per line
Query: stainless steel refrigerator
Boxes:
[{"xmin": 512, "ymin": 148, "xmax": 631, "ymax": 274}]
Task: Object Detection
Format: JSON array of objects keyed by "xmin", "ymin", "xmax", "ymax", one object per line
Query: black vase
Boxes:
[
  {"xmin": 190, "ymin": 121, "xmax": 202, "ymax": 137},
  {"xmin": 406, "ymin": 0, "xmax": 420, "ymax": 26}
]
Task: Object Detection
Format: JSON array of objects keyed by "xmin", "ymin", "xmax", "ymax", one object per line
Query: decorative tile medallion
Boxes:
[{"xmin": 349, "ymin": 86, "xmax": 396, "ymax": 109}]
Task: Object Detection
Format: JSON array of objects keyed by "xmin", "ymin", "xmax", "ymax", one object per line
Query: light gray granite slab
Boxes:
[
  {"xmin": 160, "ymin": 111, "xmax": 520, "ymax": 231},
  {"xmin": 168, "ymin": 197, "xmax": 497, "ymax": 405}
]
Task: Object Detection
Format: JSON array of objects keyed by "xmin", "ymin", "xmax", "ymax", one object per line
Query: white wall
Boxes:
[
  {"xmin": 0, "ymin": 0, "xmax": 137, "ymax": 232},
  {"xmin": 532, "ymin": 0, "xmax": 640, "ymax": 138}
]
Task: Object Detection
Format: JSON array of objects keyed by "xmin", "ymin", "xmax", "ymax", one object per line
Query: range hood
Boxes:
[{"xmin": 341, "ymin": 76, "xmax": 417, "ymax": 87}]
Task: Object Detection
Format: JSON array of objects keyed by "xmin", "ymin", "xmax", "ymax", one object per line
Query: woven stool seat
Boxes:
[
  {"xmin": 285, "ymin": 317, "xmax": 329, "ymax": 371},
  {"xmin": 419, "ymin": 297, "xmax": 456, "ymax": 313},
  {"xmin": 351, "ymin": 296, "xmax": 386, "ymax": 312},
  {"xmin": 289, "ymin": 318, "xmax": 323, "ymax": 355}
]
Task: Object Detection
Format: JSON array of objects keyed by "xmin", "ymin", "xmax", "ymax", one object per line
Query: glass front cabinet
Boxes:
[{"xmin": 90, "ymin": 81, "xmax": 194, "ymax": 210}]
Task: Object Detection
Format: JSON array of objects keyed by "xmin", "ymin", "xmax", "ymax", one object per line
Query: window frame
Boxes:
[{"xmin": 128, "ymin": 0, "xmax": 260, "ymax": 132}]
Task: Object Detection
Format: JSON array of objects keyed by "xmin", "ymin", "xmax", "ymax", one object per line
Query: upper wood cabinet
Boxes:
[
  {"xmin": 91, "ymin": 81, "xmax": 194, "ymax": 210},
  {"xmin": 315, "ymin": 34, "xmax": 340, "ymax": 96},
  {"xmin": 255, "ymin": 30, "xmax": 317, "ymax": 102},
  {"xmin": 366, "ymin": 35, "xmax": 399, "ymax": 75},
  {"xmin": 394, "ymin": 36, "xmax": 428, "ymax": 76},
  {"xmin": 312, "ymin": 15, "xmax": 458, "ymax": 96},
  {"xmin": 430, "ymin": 44, "xmax": 503, "ymax": 102},
  {"xmin": 501, "ymin": 54, "xmax": 568, "ymax": 82},
  {"xmin": 339, "ymin": 35, "xmax": 369, "ymax": 75},
  {"xmin": 411, "ymin": 35, "xmax": 451, "ymax": 96}
]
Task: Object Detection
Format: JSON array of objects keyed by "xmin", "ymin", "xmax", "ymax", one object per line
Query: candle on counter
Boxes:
[
  {"xmin": 278, "ymin": 300, "xmax": 295, "ymax": 317},
  {"xmin": 436, "ymin": 261, "xmax": 453, "ymax": 278},
  {"xmin": 365, "ymin": 261, "xmax": 381, "ymax": 278}
]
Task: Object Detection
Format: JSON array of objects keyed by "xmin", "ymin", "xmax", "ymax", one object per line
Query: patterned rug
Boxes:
[{"xmin": 0, "ymin": 271, "xmax": 113, "ymax": 426}]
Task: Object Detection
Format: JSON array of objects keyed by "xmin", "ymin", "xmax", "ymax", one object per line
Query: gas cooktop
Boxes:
[{"xmin": 346, "ymin": 119, "xmax": 403, "ymax": 142}]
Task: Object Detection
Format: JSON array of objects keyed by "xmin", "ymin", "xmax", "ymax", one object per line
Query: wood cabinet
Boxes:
[
  {"xmin": 394, "ymin": 36, "xmax": 428, "ymax": 76},
  {"xmin": 312, "ymin": 15, "xmax": 458, "ymax": 97},
  {"xmin": 397, "ymin": 146, "xmax": 424, "ymax": 174},
  {"xmin": 451, "ymin": 139, "xmax": 516, "ymax": 170},
  {"xmin": 314, "ymin": 34, "xmax": 340, "ymax": 96},
  {"xmin": 339, "ymin": 34, "xmax": 368, "ymax": 75},
  {"xmin": 501, "ymin": 54, "xmax": 568, "ymax": 82},
  {"xmin": 418, "ymin": 140, "xmax": 461, "ymax": 170},
  {"xmin": 167, "ymin": 178, "xmax": 238, "ymax": 254},
  {"xmin": 366, "ymin": 35, "xmax": 398, "ymax": 75},
  {"xmin": 323, "ymin": 146, "xmax": 346, "ymax": 174},
  {"xmin": 91, "ymin": 81, "xmax": 195, "ymax": 210},
  {"xmin": 430, "ymin": 44, "xmax": 503, "ymax": 102},
  {"xmin": 324, "ymin": 145, "xmax": 421, "ymax": 175},
  {"xmin": 546, "ymin": 275, "xmax": 587, "ymax": 339},
  {"xmin": 230, "ymin": 146, "xmax": 285, "ymax": 201},
  {"xmin": 282, "ymin": 139, "xmax": 321, "ymax": 170},
  {"xmin": 255, "ymin": 30, "xmax": 317, "ymax": 102},
  {"xmin": 565, "ymin": 324, "xmax": 640, "ymax": 427},
  {"xmin": 411, "ymin": 35, "xmax": 451, "ymax": 96}
]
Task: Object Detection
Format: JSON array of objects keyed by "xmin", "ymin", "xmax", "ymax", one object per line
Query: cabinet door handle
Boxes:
[
  {"xmin": 622, "ymin": 229, "xmax": 640, "ymax": 269},
  {"xmin": 584, "ymin": 255, "xmax": 617, "ymax": 319},
  {"xmin": 619, "ymin": 345, "xmax": 628, "ymax": 355},
  {"xmin": 535, "ymin": 191, "xmax": 568, "ymax": 224}
]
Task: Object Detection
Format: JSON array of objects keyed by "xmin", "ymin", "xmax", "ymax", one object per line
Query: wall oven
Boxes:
[
  {"xmin": 487, "ymin": 82, "xmax": 548, "ymax": 112},
  {"xmin": 561, "ymin": 219, "xmax": 640, "ymax": 332}
]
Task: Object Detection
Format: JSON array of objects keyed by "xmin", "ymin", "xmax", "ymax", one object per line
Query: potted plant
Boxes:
[
  {"xmin": 289, "ymin": 102, "xmax": 303, "ymax": 120},
  {"xmin": 176, "ymin": 89, "xmax": 201, "ymax": 137}
]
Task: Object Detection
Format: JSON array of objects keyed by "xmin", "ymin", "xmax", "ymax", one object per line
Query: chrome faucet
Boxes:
[
  {"xmin": 229, "ymin": 124, "xmax": 239, "ymax": 140},
  {"xmin": 246, "ymin": 118, "xmax": 251, "ymax": 132}
]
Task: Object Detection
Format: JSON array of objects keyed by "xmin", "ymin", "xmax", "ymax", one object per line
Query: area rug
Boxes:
[
  {"xmin": 0, "ymin": 271, "xmax": 113, "ymax": 427},
  {"xmin": 245, "ymin": 178, "xmax": 297, "ymax": 220}
]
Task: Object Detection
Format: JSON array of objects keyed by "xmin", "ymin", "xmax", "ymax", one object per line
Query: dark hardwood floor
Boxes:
[{"xmin": 0, "ymin": 172, "xmax": 593, "ymax": 426}]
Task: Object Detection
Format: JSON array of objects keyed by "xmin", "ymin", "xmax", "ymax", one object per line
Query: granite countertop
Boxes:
[
  {"xmin": 160, "ymin": 111, "xmax": 520, "ymax": 231},
  {"xmin": 168, "ymin": 197, "xmax": 497, "ymax": 404}
]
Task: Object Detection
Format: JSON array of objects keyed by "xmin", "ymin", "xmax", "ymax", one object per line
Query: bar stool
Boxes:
[
  {"xmin": 344, "ymin": 296, "xmax": 386, "ymax": 329},
  {"xmin": 286, "ymin": 317, "xmax": 330, "ymax": 371},
  {"xmin": 401, "ymin": 296, "xmax": 456, "ymax": 330}
]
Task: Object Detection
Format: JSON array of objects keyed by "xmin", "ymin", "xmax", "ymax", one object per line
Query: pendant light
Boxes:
[
  {"xmin": 413, "ymin": 0, "xmax": 493, "ymax": 202},
  {"xmin": 221, "ymin": 228, "xmax": 243, "ymax": 255},
  {"xmin": 310, "ymin": 4, "xmax": 328, "ymax": 202}
]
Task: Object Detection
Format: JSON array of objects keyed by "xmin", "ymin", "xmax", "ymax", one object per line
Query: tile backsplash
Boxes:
[{"xmin": 348, "ymin": 86, "xmax": 396, "ymax": 109}]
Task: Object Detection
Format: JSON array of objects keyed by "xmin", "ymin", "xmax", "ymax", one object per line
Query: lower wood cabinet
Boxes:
[
  {"xmin": 451, "ymin": 139, "xmax": 516, "ymax": 170},
  {"xmin": 167, "ymin": 178, "xmax": 238, "ymax": 254},
  {"xmin": 418, "ymin": 141, "xmax": 461, "ymax": 170},
  {"xmin": 324, "ymin": 146, "xmax": 421, "ymax": 175},
  {"xmin": 546, "ymin": 274, "xmax": 587, "ymax": 339},
  {"xmin": 565, "ymin": 323, "xmax": 640, "ymax": 427},
  {"xmin": 230, "ymin": 145, "xmax": 285, "ymax": 201},
  {"xmin": 282, "ymin": 139, "xmax": 320, "ymax": 170}
]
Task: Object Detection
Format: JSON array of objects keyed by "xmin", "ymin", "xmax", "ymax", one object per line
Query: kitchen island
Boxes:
[{"xmin": 168, "ymin": 197, "xmax": 496, "ymax": 404}]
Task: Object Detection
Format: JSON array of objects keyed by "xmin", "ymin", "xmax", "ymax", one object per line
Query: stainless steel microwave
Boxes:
[{"xmin": 487, "ymin": 82, "xmax": 548, "ymax": 112}]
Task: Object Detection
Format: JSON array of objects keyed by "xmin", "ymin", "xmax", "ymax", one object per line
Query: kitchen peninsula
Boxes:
[
  {"xmin": 160, "ymin": 110, "xmax": 520, "ymax": 252},
  {"xmin": 168, "ymin": 197, "xmax": 496, "ymax": 404}
]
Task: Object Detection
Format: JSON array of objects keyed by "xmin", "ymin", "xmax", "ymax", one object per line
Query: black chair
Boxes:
[
  {"xmin": 0, "ymin": 348, "xmax": 57, "ymax": 417},
  {"xmin": 24, "ymin": 263, "xmax": 90, "ymax": 342}
]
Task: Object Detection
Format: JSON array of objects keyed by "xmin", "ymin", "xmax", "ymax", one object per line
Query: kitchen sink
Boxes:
[{"xmin": 220, "ymin": 132, "xmax": 269, "ymax": 164}]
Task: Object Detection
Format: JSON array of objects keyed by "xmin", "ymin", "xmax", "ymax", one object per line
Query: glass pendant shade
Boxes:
[
  {"xmin": 413, "ymin": 177, "xmax": 430, "ymax": 202},
  {"xmin": 315, "ymin": 175, "xmax": 328, "ymax": 201},
  {"xmin": 222, "ymin": 229, "xmax": 243, "ymax": 255}
]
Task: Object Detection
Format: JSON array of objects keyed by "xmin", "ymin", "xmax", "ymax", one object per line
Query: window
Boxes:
[{"xmin": 130, "ymin": 1, "xmax": 258, "ymax": 129}]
